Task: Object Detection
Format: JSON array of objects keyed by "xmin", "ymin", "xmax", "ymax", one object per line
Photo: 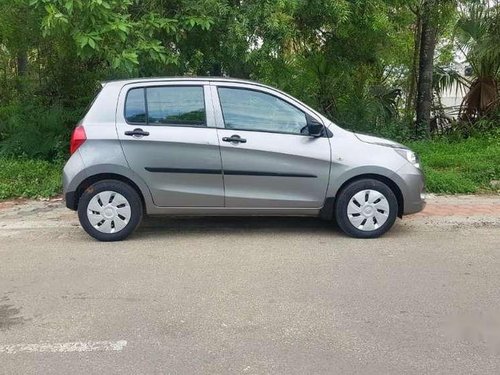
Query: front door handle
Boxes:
[
  {"xmin": 222, "ymin": 135, "xmax": 247, "ymax": 143},
  {"xmin": 125, "ymin": 128, "xmax": 150, "ymax": 137}
]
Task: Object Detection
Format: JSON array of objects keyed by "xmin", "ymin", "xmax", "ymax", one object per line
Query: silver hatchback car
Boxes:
[{"xmin": 63, "ymin": 77, "xmax": 425, "ymax": 241}]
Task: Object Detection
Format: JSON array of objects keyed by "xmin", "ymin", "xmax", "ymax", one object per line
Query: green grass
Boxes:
[
  {"xmin": 407, "ymin": 136, "xmax": 500, "ymax": 194},
  {"xmin": 0, "ymin": 159, "xmax": 63, "ymax": 200},
  {"xmin": 0, "ymin": 135, "xmax": 499, "ymax": 200}
]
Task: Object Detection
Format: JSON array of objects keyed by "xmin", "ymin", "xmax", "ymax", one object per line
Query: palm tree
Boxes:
[{"xmin": 456, "ymin": 0, "xmax": 499, "ymax": 120}]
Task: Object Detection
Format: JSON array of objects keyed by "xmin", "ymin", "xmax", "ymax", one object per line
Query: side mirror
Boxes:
[{"xmin": 306, "ymin": 115, "xmax": 324, "ymax": 137}]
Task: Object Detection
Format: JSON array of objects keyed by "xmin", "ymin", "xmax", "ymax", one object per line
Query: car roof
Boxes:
[
  {"xmin": 101, "ymin": 76, "xmax": 301, "ymax": 106},
  {"xmin": 101, "ymin": 76, "xmax": 271, "ymax": 89}
]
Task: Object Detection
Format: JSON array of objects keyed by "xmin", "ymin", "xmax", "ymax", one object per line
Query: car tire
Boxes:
[
  {"xmin": 335, "ymin": 179, "xmax": 398, "ymax": 238},
  {"xmin": 77, "ymin": 180, "xmax": 143, "ymax": 241}
]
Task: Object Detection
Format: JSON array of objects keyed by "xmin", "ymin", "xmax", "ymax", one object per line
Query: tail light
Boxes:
[{"xmin": 70, "ymin": 126, "xmax": 86, "ymax": 155}]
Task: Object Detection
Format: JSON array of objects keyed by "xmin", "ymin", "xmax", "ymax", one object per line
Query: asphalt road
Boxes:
[{"xmin": 1, "ymin": 199, "xmax": 500, "ymax": 374}]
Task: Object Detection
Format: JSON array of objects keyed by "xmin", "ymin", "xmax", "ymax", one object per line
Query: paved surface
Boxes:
[
  {"xmin": 415, "ymin": 195, "xmax": 500, "ymax": 217},
  {"xmin": 0, "ymin": 195, "xmax": 499, "ymax": 374}
]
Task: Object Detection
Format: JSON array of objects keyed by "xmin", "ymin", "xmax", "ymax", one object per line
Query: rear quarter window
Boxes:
[{"xmin": 125, "ymin": 88, "xmax": 147, "ymax": 124}]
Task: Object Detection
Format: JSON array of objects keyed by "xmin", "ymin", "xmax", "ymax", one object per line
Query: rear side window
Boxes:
[
  {"xmin": 124, "ymin": 86, "xmax": 206, "ymax": 127},
  {"xmin": 125, "ymin": 88, "xmax": 147, "ymax": 123}
]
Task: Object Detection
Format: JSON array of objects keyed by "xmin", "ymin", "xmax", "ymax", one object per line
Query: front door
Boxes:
[
  {"xmin": 213, "ymin": 85, "xmax": 331, "ymax": 208},
  {"xmin": 116, "ymin": 83, "xmax": 224, "ymax": 207}
]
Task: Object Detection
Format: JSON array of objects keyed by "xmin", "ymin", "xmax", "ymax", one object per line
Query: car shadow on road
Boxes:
[
  {"xmin": 137, "ymin": 216, "xmax": 335, "ymax": 235},
  {"xmin": 131, "ymin": 216, "xmax": 410, "ymax": 239}
]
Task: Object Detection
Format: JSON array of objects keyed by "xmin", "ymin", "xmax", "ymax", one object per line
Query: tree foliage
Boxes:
[
  {"xmin": 31, "ymin": 0, "xmax": 212, "ymax": 71},
  {"xmin": 0, "ymin": 0, "xmax": 498, "ymax": 160}
]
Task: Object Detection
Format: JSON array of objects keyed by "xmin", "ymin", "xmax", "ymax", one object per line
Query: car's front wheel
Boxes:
[
  {"xmin": 77, "ymin": 180, "xmax": 143, "ymax": 241},
  {"xmin": 335, "ymin": 178, "xmax": 398, "ymax": 238}
]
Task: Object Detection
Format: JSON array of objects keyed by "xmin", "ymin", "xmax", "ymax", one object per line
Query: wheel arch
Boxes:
[
  {"xmin": 321, "ymin": 173, "xmax": 404, "ymax": 219},
  {"xmin": 67, "ymin": 172, "xmax": 150, "ymax": 211}
]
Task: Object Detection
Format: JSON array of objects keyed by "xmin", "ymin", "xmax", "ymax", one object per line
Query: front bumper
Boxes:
[
  {"xmin": 65, "ymin": 191, "xmax": 77, "ymax": 210},
  {"xmin": 395, "ymin": 164, "xmax": 426, "ymax": 215},
  {"xmin": 405, "ymin": 191, "xmax": 426, "ymax": 215}
]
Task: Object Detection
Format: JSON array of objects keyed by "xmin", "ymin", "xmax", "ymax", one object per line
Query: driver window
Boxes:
[{"xmin": 218, "ymin": 87, "xmax": 307, "ymax": 134}]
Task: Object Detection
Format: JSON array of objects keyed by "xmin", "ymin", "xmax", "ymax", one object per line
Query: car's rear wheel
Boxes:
[
  {"xmin": 335, "ymin": 179, "xmax": 398, "ymax": 238},
  {"xmin": 77, "ymin": 180, "xmax": 142, "ymax": 241}
]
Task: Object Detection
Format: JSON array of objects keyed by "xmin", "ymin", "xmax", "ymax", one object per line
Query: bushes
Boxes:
[
  {"xmin": 0, "ymin": 158, "xmax": 62, "ymax": 199},
  {"xmin": 0, "ymin": 103, "xmax": 81, "ymax": 161},
  {"xmin": 0, "ymin": 102, "xmax": 77, "ymax": 199}
]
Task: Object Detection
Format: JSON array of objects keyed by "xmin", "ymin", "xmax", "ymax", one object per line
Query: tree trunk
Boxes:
[
  {"xmin": 210, "ymin": 62, "xmax": 222, "ymax": 77},
  {"xmin": 15, "ymin": 51, "xmax": 28, "ymax": 92},
  {"xmin": 17, "ymin": 52, "xmax": 28, "ymax": 76},
  {"xmin": 415, "ymin": 0, "xmax": 437, "ymax": 138},
  {"xmin": 406, "ymin": 7, "xmax": 422, "ymax": 121}
]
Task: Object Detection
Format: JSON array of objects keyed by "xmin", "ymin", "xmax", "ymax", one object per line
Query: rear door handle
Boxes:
[
  {"xmin": 125, "ymin": 128, "xmax": 150, "ymax": 137},
  {"xmin": 222, "ymin": 135, "xmax": 247, "ymax": 143}
]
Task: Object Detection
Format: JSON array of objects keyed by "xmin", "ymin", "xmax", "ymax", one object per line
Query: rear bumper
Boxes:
[{"xmin": 63, "ymin": 150, "xmax": 87, "ymax": 211}]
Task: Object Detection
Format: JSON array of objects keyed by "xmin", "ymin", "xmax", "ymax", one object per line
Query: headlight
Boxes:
[{"xmin": 395, "ymin": 148, "xmax": 420, "ymax": 168}]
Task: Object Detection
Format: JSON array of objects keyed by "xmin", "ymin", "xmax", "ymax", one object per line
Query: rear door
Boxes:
[
  {"xmin": 212, "ymin": 83, "xmax": 331, "ymax": 208},
  {"xmin": 116, "ymin": 81, "xmax": 224, "ymax": 207}
]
